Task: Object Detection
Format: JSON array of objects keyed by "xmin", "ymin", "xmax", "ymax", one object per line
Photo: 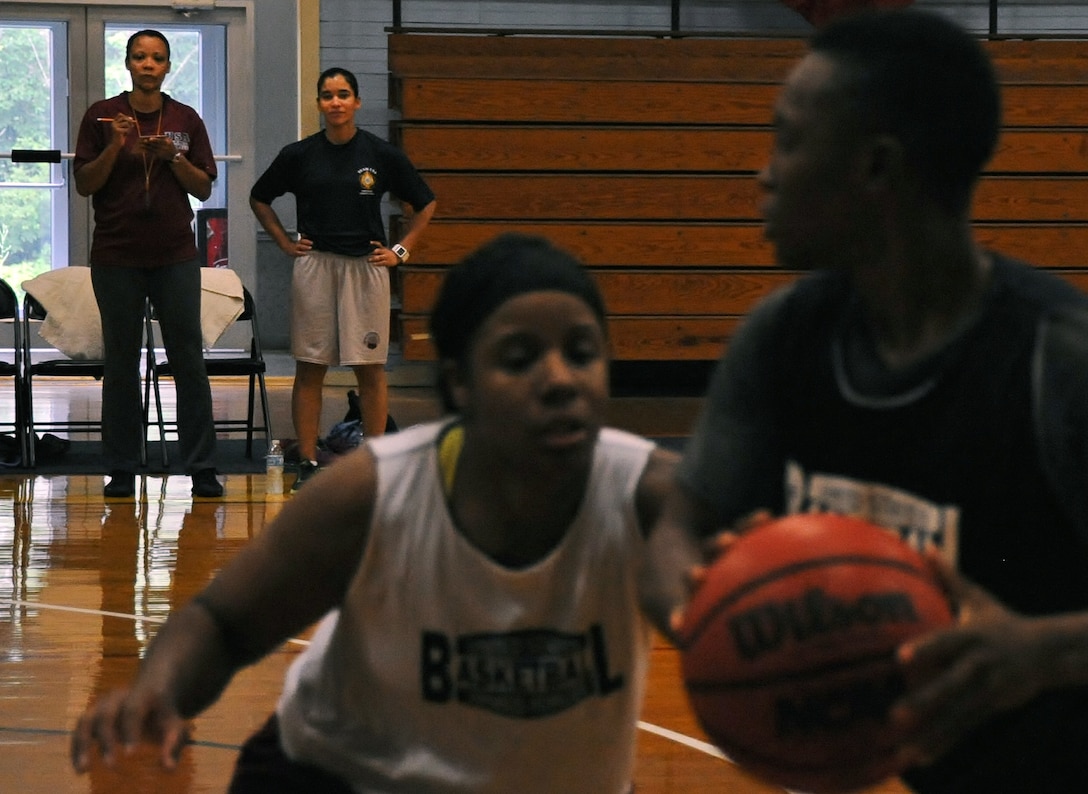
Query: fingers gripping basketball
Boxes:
[{"xmin": 679, "ymin": 513, "xmax": 953, "ymax": 793}]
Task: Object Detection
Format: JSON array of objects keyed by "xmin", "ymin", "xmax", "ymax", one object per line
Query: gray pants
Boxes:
[{"xmin": 91, "ymin": 260, "xmax": 217, "ymax": 474}]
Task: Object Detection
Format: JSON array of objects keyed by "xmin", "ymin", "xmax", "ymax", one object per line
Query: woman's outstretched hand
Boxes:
[{"xmin": 71, "ymin": 686, "xmax": 190, "ymax": 773}]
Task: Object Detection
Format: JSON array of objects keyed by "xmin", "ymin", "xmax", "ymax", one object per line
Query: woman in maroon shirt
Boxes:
[{"xmin": 74, "ymin": 29, "xmax": 222, "ymax": 499}]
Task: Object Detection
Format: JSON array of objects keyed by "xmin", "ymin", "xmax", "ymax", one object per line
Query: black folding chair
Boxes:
[
  {"xmin": 21, "ymin": 292, "xmax": 149, "ymax": 467},
  {"xmin": 0, "ymin": 278, "xmax": 25, "ymax": 467},
  {"xmin": 144, "ymin": 286, "xmax": 272, "ymax": 466}
]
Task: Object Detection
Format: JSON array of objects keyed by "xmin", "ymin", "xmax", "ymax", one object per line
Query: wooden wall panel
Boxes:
[
  {"xmin": 394, "ymin": 127, "xmax": 773, "ymax": 173},
  {"xmin": 397, "ymin": 220, "xmax": 776, "ymax": 267},
  {"xmin": 397, "ymin": 219, "xmax": 1088, "ymax": 270},
  {"xmin": 395, "ymin": 79, "xmax": 782, "ymax": 124},
  {"xmin": 416, "ymin": 174, "xmax": 1088, "ymax": 223},
  {"xmin": 402, "ymin": 269, "xmax": 796, "ymax": 316},
  {"xmin": 390, "ymin": 36, "xmax": 1088, "ymax": 83},
  {"xmin": 973, "ymin": 225, "xmax": 1088, "ymax": 266},
  {"xmin": 389, "ymin": 34, "xmax": 1088, "ymax": 363},
  {"xmin": 396, "ymin": 79, "xmax": 1088, "ymax": 129},
  {"xmin": 417, "ymin": 174, "xmax": 761, "ymax": 220},
  {"xmin": 402, "ymin": 316, "xmax": 739, "ymax": 361},
  {"xmin": 389, "ymin": 35, "xmax": 807, "ymax": 81},
  {"xmin": 396, "ymin": 127, "xmax": 1088, "ymax": 174}
]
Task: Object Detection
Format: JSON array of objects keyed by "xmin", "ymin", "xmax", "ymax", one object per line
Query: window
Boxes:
[
  {"xmin": 1, "ymin": 3, "xmax": 253, "ymax": 288},
  {"xmin": 0, "ymin": 21, "xmax": 70, "ymax": 288}
]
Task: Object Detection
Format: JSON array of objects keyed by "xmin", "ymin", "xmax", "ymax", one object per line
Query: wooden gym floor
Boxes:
[{"xmin": 0, "ymin": 374, "xmax": 909, "ymax": 793}]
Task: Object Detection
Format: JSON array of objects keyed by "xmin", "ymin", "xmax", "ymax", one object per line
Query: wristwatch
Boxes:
[
  {"xmin": 171, "ymin": 151, "xmax": 184, "ymax": 164},
  {"xmin": 391, "ymin": 243, "xmax": 409, "ymax": 263}
]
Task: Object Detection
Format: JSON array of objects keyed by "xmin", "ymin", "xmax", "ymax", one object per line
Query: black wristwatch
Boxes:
[{"xmin": 391, "ymin": 243, "xmax": 409, "ymax": 263}]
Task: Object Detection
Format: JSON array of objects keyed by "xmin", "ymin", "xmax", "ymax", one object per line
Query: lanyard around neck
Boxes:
[{"xmin": 128, "ymin": 96, "xmax": 165, "ymax": 208}]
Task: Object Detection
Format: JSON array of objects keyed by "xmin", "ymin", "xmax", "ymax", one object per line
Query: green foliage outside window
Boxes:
[{"xmin": 0, "ymin": 26, "xmax": 52, "ymax": 285}]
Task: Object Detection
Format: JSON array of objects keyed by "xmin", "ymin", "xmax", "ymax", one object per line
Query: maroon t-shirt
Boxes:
[{"xmin": 74, "ymin": 92, "xmax": 217, "ymax": 267}]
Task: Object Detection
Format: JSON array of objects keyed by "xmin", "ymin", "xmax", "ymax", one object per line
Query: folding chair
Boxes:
[
  {"xmin": 145, "ymin": 286, "xmax": 272, "ymax": 466},
  {"xmin": 22, "ymin": 292, "xmax": 148, "ymax": 468},
  {"xmin": 0, "ymin": 278, "xmax": 25, "ymax": 467}
]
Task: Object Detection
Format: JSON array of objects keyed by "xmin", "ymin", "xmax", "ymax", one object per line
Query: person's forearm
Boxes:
[
  {"xmin": 249, "ymin": 197, "xmax": 297, "ymax": 254},
  {"xmin": 638, "ymin": 483, "xmax": 727, "ymax": 643},
  {"xmin": 639, "ymin": 520, "xmax": 704, "ymax": 643},
  {"xmin": 1035, "ymin": 612, "xmax": 1088, "ymax": 692},
  {"xmin": 135, "ymin": 600, "xmax": 245, "ymax": 719},
  {"xmin": 638, "ymin": 487, "xmax": 714, "ymax": 644},
  {"xmin": 74, "ymin": 141, "xmax": 124, "ymax": 196},
  {"xmin": 168, "ymin": 155, "xmax": 212, "ymax": 201},
  {"xmin": 395, "ymin": 200, "xmax": 436, "ymax": 250}
]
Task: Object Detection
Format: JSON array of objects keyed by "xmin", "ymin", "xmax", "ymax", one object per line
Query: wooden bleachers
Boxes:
[{"xmin": 388, "ymin": 33, "xmax": 1088, "ymax": 363}]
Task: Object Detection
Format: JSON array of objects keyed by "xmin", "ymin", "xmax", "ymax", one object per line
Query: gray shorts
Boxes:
[{"xmin": 290, "ymin": 250, "xmax": 390, "ymax": 366}]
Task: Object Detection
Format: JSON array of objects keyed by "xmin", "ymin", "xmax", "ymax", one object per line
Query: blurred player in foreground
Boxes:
[
  {"xmin": 647, "ymin": 9, "xmax": 1088, "ymax": 792},
  {"xmin": 70, "ymin": 233, "xmax": 701, "ymax": 793}
]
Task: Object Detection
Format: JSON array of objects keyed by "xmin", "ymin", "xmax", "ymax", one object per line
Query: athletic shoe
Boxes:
[
  {"xmin": 104, "ymin": 470, "xmax": 135, "ymax": 498},
  {"xmin": 291, "ymin": 459, "xmax": 320, "ymax": 493},
  {"xmin": 191, "ymin": 468, "xmax": 224, "ymax": 498}
]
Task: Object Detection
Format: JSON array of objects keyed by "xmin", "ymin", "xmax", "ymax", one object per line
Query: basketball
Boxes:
[{"xmin": 679, "ymin": 513, "xmax": 954, "ymax": 793}]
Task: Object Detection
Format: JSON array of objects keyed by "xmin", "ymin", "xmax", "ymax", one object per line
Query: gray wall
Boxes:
[{"xmin": 252, "ymin": 0, "xmax": 300, "ymax": 349}]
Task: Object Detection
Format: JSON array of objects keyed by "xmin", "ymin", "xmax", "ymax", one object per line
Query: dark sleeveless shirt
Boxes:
[{"xmin": 779, "ymin": 256, "xmax": 1088, "ymax": 615}]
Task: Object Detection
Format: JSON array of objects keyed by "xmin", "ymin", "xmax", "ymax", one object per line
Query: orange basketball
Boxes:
[{"xmin": 679, "ymin": 513, "xmax": 953, "ymax": 793}]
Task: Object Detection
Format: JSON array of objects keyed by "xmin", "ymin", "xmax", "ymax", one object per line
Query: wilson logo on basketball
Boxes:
[{"xmin": 729, "ymin": 586, "xmax": 921, "ymax": 660}]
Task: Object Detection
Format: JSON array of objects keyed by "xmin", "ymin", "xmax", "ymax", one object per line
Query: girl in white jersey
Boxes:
[{"xmin": 70, "ymin": 233, "xmax": 700, "ymax": 793}]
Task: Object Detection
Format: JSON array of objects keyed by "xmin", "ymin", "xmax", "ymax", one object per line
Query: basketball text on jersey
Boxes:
[
  {"xmin": 421, "ymin": 625, "xmax": 624, "ymax": 718},
  {"xmin": 785, "ymin": 460, "xmax": 960, "ymax": 564}
]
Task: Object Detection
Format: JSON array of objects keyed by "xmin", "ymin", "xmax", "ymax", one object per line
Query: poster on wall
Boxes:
[{"xmin": 196, "ymin": 208, "xmax": 229, "ymax": 268}]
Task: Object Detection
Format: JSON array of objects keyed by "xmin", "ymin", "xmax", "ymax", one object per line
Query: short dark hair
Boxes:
[
  {"xmin": 812, "ymin": 9, "xmax": 1000, "ymax": 214},
  {"xmin": 126, "ymin": 29, "xmax": 171, "ymax": 63},
  {"xmin": 429, "ymin": 233, "xmax": 608, "ymax": 412},
  {"xmin": 317, "ymin": 67, "xmax": 359, "ymax": 98}
]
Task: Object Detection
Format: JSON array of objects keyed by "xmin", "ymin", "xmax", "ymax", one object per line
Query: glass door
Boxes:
[
  {"xmin": 0, "ymin": 18, "xmax": 72, "ymax": 288},
  {"xmin": 1, "ymin": 3, "xmax": 253, "ymax": 286},
  {"xmin": 85, "ymin": 6, "xmax": 237, "ymax": 271}
]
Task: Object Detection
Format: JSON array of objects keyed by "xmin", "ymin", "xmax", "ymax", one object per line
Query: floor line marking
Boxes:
[
  {"xmin": 0, "ymin": 726, "xmax": 242, "ymax": 751},
  {"xmin": 636, "ymin": 720, "xmax": 729, "ymax": 761},
  {"xmin": 0, "ymin": 599, "xmax": 310, "ymax": 647}
]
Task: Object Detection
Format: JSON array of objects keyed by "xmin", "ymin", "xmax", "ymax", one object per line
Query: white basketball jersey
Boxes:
[{"xmin": 277, "ymin": 421, "xmax": 655, "ymax": 793}]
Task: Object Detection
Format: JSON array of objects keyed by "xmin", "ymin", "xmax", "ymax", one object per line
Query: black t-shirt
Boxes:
[{"xmin": 250, "ymin": 128, "xmax": 435, "ymax": 257}]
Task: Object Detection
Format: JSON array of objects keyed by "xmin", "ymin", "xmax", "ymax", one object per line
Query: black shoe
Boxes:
[
  {"xmin": 191, "ymin": 468, "xmax": 224, "ymax": 498},
  {"xmin": 104, "ymin": 470, "xmax": 135, "ymax": 498},
  {"xmin": 291, "ymin": 459, "xmax": 319, "ymax": 493}
]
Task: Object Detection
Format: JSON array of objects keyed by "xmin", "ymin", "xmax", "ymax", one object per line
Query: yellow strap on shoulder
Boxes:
[{"xmin": 437, "ymin": 423, "xmax": 464, "ymax": 498}]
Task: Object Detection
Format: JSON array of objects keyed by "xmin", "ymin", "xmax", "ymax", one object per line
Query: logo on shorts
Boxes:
[
  {"xmin": 364, "ymin": 332, "xmax": 380, "ymax": 350},
  {"xmin": 358, "ymin": 168, "xmax": 377, "ymax": 194}
]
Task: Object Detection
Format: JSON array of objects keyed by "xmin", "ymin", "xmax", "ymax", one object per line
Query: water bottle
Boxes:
[{"xmin": 265, "ymin": 439, "xmax": 284, "ymax": 495}]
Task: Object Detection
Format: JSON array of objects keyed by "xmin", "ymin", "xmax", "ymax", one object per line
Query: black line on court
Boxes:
[{"xmin": 0, "ymin": 725, "xmax": 241, "ymax": 751}]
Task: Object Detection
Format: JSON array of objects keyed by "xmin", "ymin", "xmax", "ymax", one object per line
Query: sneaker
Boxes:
[
  {"xmin": 104, "ymin": 470, "xmax": 135, "ymax": 498},
  {"xmin": 291, "ymin": 459, "xmax": 320, "ymax": 493},
  {"xmin": 191, "ymin": 468, "xmax": 224, "ymax": 498}
]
